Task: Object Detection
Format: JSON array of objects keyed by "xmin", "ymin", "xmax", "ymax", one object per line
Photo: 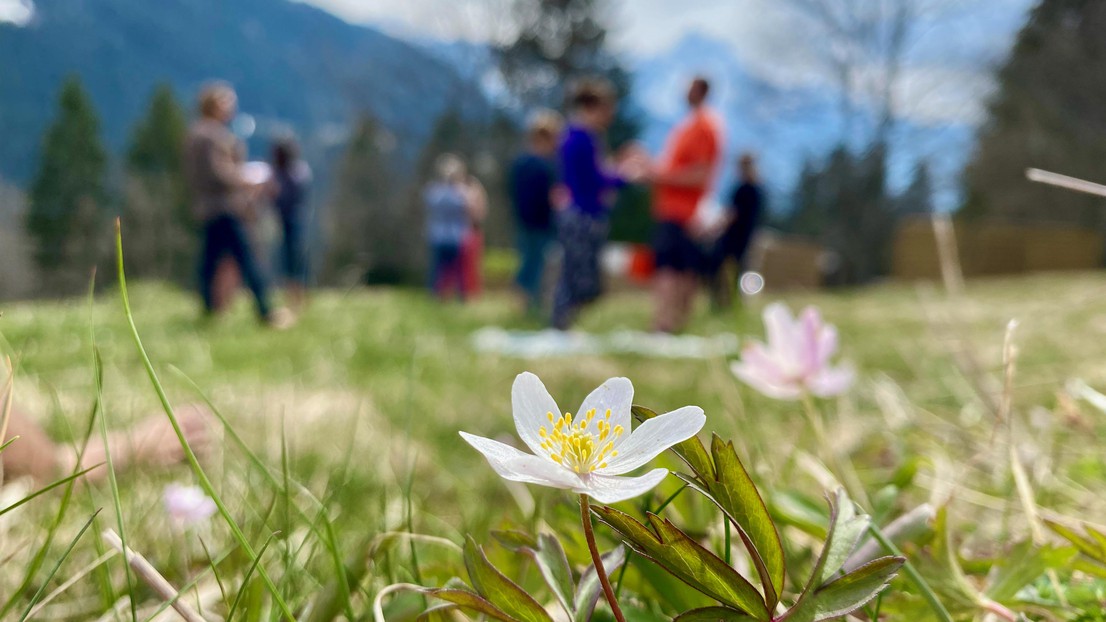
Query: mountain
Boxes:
[{"xmin": 0, "ymin": 0, "xmax": 492, "ymax": 185}]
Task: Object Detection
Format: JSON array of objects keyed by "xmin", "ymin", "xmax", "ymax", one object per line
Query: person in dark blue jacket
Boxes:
[{"xmin": 509, "ymin": 111, "xmax": 563, "ymax": 314}]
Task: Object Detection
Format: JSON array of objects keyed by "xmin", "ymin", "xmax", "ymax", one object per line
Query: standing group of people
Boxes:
[
  {"xmin": 504, "ymin": 75, "xmax": 763, "ymax": 333},
  {"xmin": 183, "ymin": 82, "xmax": 312, "ymax": 329},
  {"xmin": 423, "ymin": 155, "xmax": 488, "ymax": 301}
]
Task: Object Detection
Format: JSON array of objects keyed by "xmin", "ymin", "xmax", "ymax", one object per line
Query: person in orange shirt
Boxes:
[{"xmin": 651, "ymin": 77, "xmax": 723, "ymax": 333}]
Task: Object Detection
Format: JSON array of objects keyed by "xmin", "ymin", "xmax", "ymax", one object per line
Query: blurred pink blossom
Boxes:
[
  {"xmin": 163, "ymin": 484, "xmax": 216, "ymax": 527},
  {"xmin": 732, "ymin": 303, "xmax": 854, "ymax": 400}
]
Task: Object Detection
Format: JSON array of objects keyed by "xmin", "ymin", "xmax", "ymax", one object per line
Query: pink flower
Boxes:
[
  {"xmin": 163, "ymin": 484, "xmax": 216, "ymax": 527},
  {"xmin": 731, "ymin": 303, "xmax": 854, "ymax": 400}
]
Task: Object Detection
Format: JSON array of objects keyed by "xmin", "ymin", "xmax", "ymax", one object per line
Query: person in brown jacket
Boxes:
[{"xmin": 185, "ymin": 81, "xmax": 291, "ymax": 328}]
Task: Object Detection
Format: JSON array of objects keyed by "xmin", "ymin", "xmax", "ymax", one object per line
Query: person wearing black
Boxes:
[
  {"xmin": 270, "ymin": 137, "xmax": 312, "ymax": 313},
  {"xmin": 705, "ymin": 152, "xmax": 764, "ymax": 308},
  {"xmin": 509, "ymin": 111, "xmax": 562, "ymax": 314},
  {"xmin": 184, "ymin": 82, "xmax": 292, "ymax": 329}
]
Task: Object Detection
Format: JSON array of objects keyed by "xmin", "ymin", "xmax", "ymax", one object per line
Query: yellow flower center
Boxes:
[{"xmin": 538, "ymin": 408, "xmax": 624, "ymax": 474}]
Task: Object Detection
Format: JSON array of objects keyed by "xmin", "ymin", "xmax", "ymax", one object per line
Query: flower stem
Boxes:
[{"xmin": 580, "ymin": 494, "xmax": 627, "ymax": 622}]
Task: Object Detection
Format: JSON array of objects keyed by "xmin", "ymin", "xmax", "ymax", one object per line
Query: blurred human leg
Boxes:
[{"xmin": 1, "ymin": 400, "xmax": 212, "ymax": 485}]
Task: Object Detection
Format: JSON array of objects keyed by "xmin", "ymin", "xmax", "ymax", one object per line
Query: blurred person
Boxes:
[
  {"xmin": 460, "ymin": 173, "xmax": 488, "ymax": 298},
  {"xmin": 184, "ymin": 81, "xmax": 292, "ymax": 329},
  {"xmin": 1, "ymin": 396, "xmax": 212, "ymax": 484},
  {"xmin": 509, "ymin": 110, "xmax": 563, "ymax": 314},
  {"xmin": 424, "ymin": 154, "xmax": 470, "ymax": 301},
  {"xmin": 552, "ymin": 78, "xmax": 643, "ymax": 330},
  {"xmin": 270, "ymin": 137, "xmax": 313, "ymax": 313},
  {"xmin": 650, "ymin": 77, "xmax": 723, "ymax": 334},
  {"xmin": 704, "ymin": 152, "xmax": 764, "ymax": 309}
]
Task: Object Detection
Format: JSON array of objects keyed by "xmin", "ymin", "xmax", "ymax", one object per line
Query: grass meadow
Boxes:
[{"xmin": 4, "ymin": 270, "xmax": 1106, "ymax": 620}]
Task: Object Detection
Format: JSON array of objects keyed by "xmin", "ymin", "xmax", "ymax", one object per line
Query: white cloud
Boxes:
[
  {"xmin": 0, "ymin": 0, "xmax": 34, "ymax": 26},
  {"xmin": 301, "ymin": 0, "xmax": 1031, "ymax": 125}
]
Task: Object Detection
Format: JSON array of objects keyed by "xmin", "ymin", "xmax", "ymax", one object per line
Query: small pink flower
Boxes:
[
  {"xmin": 732, "ymin": 303, "xmax": 854, "ymax": 400},
  {"xmin": 163, "ymin": 484, "xmax": 216, "ymax": 527}
]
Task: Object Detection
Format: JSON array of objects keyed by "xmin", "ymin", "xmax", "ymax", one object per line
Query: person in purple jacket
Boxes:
[{"xmin": 551, "ymin": 79, "xmax": 634, "ymax": 330}]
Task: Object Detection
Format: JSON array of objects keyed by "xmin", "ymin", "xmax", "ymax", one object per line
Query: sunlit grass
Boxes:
[{"xmin": 3, "ymin": 271, "xmax": 1106, "ymax": 618}]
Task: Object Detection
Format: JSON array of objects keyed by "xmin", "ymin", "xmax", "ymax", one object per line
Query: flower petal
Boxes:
[
  {"xmin": 763, "ymin": 302, "xmax": 801, "ymax": 373},
  {"xmin": 598, "ymin": 406, "xmax": 706, "ymax": 475},
  {"xmin": 460, "ymin": 432, "xmax": 580, "ymax": 489},
  {"xmin": 577, "ymin": 377, "xmax": 634, "ymax": 439},
  {"xmin": 732, "ymin": 360, "xmax": 803, "ymax": 401},
  {"xmin": 808, "ymin": 364, "xmax": 855, "ymax": 397},
  {"xmin": 512, "ymin": 372, "xmax": 562, "ymax": 455},
  {"xmin": 577, "ymin": 468, "xmax": 670, "ymax": 504},
  {"xmin": 739, "ymin": 342, "xmax": 791, "ymax": 386}
]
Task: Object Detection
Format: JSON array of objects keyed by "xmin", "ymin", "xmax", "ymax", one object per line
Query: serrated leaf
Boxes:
[
  {"xmin": 593, "ymin": 506, "xmax": 771, "ymax": 620},
  {"xmin": 814, "ymin": 490, "xmax": 869, "ymax": 588},
  {"xmin": 633, "ymin": 405, "xmax": 714, "ymax": 481},
  {"xmin": 794, "ymin": 489, "xmax": 869, "ymax": 603},
  {"xmin": 574, "ymin": 545, "xmax": 626, "ymax": 622},
  {"xmin": 782, "ymin": 557, "xmax": 904, "ymax": 622},
  {"xmin": 528, "ymin": 533, "xmax": 575, "ymax": 619},
  {"xmin": 424, "ymin": 587, "xmax": 519, "ymax": 622},
  {"xmin": 463, "ymin": 536, "xmax": 553, "ymax": 622},
  {"xmin": 1045, "ymin": 520, "xmax": 1106, "ymax": 563},
  {"xmin": 707, "ymin": 435, "xmax": 786, "ymax": 607},
  {"xmin": 674, "ymin": 607, "xmax": 758, "ymax": 622},
  {"xmin": 492, "ymin": 530, "xmax": 539, "ymax": 552}
]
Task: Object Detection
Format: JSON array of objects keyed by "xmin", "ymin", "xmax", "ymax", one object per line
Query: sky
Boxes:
[
  {"xmin": 300, "ymin": 0, "xmax": 1036, "ymax": 126},
  {"xmin": 0, "ymin": 0, "xmax": 1036, "ymax": 125}
]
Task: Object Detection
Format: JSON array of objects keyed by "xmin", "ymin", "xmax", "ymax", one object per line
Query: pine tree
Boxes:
[
  {"xmin": 784, "ymin": 143, "xmax": 901, "ymax": 284},
  {"xmin": 898, "ymin": 161, "xmax": 934, "ymax": 216},
  {"xmin": 26, "ymin": 76, "xmax": 109, "ymax": 293},
  {"xmin": 964, "ymin": 0, "xmax": 1106, "ymax": 227},
  {"xmin": 325, "ymin": 114, "xmax": 406, "ymax": 284},
  {"xmin": 122, "ymin": 84, "xmax": 191, "ymax": 282},
  {"xmin": 499, "ymin": 0, "xmax": 639, "ymax": 147}
]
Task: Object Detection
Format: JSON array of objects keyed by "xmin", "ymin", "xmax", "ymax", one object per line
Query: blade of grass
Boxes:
[
  {"xmin": 0, "ymin": 464, "xmax": 102, "ymax": 518},
  {"xmin": 103, "ymin": 529, "xmax": 206, "ymax": 622},
  {"xmin": 113, "ymin": 220, "xmax": 295, "ymax": 621},
  {"xmin": 0, "ymin": 392, "xmax": 102, "ymax": 618},
  {"xmin": 142, "ymin": 542, "xmax": 237, "ymax": 622},
  {"xmin": 867, "ymin": 523, "xmax": 953, "ymax": 622},
  {"xmin": 91, "ymin": 342, "xmax": 137, "ymax": 622},
  {"xmin": 23, "ymin": 550, "xmax": 117, "ymax": 619},
  {"xmin": 20, "ymin": 509, "xmax": 102, "ymax": 621},
  {"xmin": 226, "ymin": 532, "xmax": 279, "ymax": 621}
]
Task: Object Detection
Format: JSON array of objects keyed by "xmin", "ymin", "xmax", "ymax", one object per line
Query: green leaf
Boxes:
[
  {"xmin": 674, "ymin": 607, "xmax": 758, "ymax": 622},
  {"xmin": 528, "ymin": 534, "xmax": 575, "ymax": 619},
  {"xmin": 416, "ymin": 603, "xmax": 459, "ymax": 622},
  {"xmin": 769, "ymin": 490, "xmax": 829, "ymax": 539},
  {"xmin": 463, "ymin": 536, "xmax": 553, "ymax": 622},
  {"xmin": 574, "ymin": 545, "xmax": 626, "ymax": 622},
  {"xmin": 633, "ymin": 406, "xmax": 714, "ymax": 482},
  {"xmin": 593, "ymin": 506, "xmax": 771, "ymax": 620},
  {"xmin": 424, "ymin": 587, "xmax": 519, "ymax": 622},
  {"xmin": 1046, "ymin": 519, "xmax": 1106, "ymax": 563},
  {"xmin": 492, "ymin": 530, "xmax": 539, "ymax": 552},
  {"xmin": 984, "ymin": 541, "xmax": 1075, "ymax": 602},
  {"xmin": 706, "ymin": 435, "xmax": 786, "ymax": 607},
  {"xmin": 782, "ymin": 557, "xmax": 904, "ymax": 622},
  {"xmin": 808, "ymin": 490, "xmax": 869, "ymax": 590}
]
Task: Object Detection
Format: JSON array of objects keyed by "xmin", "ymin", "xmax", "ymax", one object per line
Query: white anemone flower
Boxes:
[{"xmin": 460, "ymin": 373, "xmax": 706, "ymax": 504}]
